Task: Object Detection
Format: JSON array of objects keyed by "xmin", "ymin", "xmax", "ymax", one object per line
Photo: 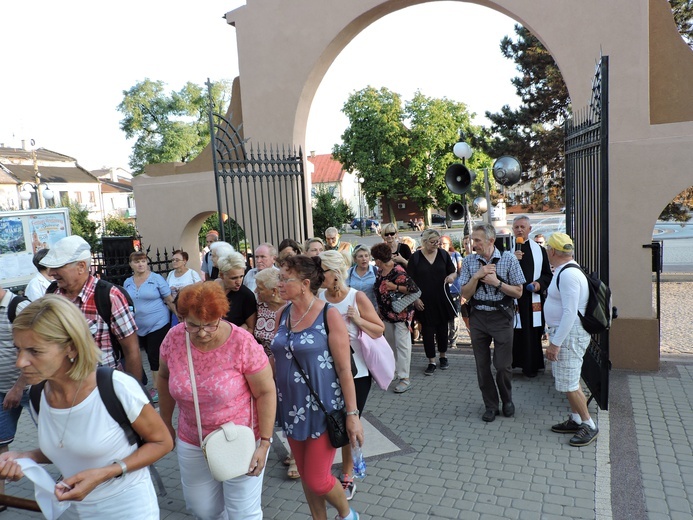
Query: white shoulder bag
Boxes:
[{"xmin": 186, "ymin": 332, "xmax": 257, "ymax": 481}]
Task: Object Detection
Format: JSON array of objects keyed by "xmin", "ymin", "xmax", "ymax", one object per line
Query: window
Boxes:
[
  {"xmin": 75, "ymin": 192, "xmax": 82, "ymax": 203},
  {"xmin": 89, "ymin": 191, "xmax": 96, "ymax": 204},
  {"xmin": 59, "ymin": 191, "xmax": 69, "ymax": 205}
]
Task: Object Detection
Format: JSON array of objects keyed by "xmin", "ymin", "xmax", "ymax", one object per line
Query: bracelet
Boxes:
[
  {"xmin": 112, "ymin": 459, "xmax": 128, "ymax": 479},
  {"xmin": 345, "ymin": 410, "xmax": 360, "ymax": 416}
]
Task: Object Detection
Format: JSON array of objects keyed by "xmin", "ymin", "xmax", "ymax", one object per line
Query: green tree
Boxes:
[
  {"xmin": 333, "ymin": 86, "xmax": 410, "ymax": 223},
  {"xmin": 482, "ymin": 24, "xmax": 570, "ymax": 207},
  {"xmin": 311, "ymin": 186, "xmax": 355, "ymax": 239},
  {"xmin": 103, "ymin": 215, "xmax": 137, "ymax": 237},
  {"xmin": 117, "ymin": 79, "xmax": 231, "ymax": 174},
  {"xmin": 670, "ymin": 0, "xmax": 693, "ymax": 47},
  {"xmin": 66, "ymin": 201, "xmax": 100, "ymax": 251},
  {"xmin": 199, "ymin": 214, "xmax": 246, "ymax": 251},
  {"xmin": 405, "ymin": 92, "xmax": 493, "ymax": 222}
]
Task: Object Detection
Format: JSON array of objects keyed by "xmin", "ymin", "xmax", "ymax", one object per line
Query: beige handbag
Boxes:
[{"xmin": 186, "ymin": 332, "xmax": 256, "ymax": 481}]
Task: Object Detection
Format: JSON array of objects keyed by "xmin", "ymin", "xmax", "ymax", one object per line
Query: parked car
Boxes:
[
  {"xmin": 431, "ymin": 213, "xmax": 447, "ymax": 224},
  {"xmin": 350, "ymin": 218, "xmax": 380, "ymax": 233}
]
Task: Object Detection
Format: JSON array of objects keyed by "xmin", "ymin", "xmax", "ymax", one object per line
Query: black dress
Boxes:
[
  {"xmin": 225, "ymin": 285, "xmax": 258, "ymax": 326},
  {"xmin": 407, "ymin": 248, "xmax": 456, "ymax": 326}
]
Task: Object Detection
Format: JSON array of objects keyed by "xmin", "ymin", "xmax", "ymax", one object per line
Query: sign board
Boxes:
[{"xmin": 0, "ymin": 208, "xmax": 71, "ymax": 288}]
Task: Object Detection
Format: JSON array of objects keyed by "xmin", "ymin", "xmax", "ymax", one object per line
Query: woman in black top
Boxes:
[
  {"xmin": 216, "ymin": 252, "xmax": 257, "ymax": 332},
  {"xmin": 381, "ymin": 223, "xmax": 412, "ymax": 268},
  {"xmin": 407, "ymin": 229, "xmax": 457, "ymax": 375}
]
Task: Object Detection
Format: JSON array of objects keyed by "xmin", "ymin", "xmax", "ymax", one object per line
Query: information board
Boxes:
[{"xmin": 0, "ymin": 208, "xmax": 71, "ymax": 288}]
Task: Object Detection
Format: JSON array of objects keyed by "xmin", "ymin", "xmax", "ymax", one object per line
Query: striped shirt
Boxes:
[
  {"xmin": 459, "ymin": 249, "xmax": 525, "ymax": 311},
  {"xmin": 0, "ymin": 290, "xmax": 31, "ymax": 391}
]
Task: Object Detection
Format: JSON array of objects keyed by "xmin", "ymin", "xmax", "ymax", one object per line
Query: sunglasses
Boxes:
[{"xmin": 383, "ymin": 232, "xmax": 396, "ymax": 237}]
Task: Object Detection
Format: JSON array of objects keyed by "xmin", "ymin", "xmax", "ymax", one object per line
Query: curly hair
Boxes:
[
  {"xmin": 281, "ymin": 254, "xmax": 325, "ymax": 294},
  {"xmin": 177, "ymin": 282, "xmax": 230, "ymax": 321},
  {"xmin": 370, "ymin": 242, "xmax": 392, "ymax": 263}
]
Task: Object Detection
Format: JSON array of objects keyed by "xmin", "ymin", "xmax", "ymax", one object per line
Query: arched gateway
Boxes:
[{"xmin": 133, "ymin": 0, "xmax": 693, "ymax": 371}]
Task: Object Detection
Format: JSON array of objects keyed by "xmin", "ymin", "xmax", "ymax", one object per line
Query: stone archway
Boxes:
[{"xmin": 134, "ymin": 0, "xmax": 693, "ymax": 370}]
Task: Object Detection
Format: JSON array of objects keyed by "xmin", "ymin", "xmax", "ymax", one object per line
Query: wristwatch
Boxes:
[
  {"xmin": 497, "ymin": 281, "xmax": 503, "ymax": 290},
  {"xmin": 260, "ymin": 436, "xmax": 273, "ymax": 444}
]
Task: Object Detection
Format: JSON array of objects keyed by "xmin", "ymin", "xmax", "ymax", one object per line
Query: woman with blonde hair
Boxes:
[
  {"xmin": 319, "ymin": 250, "xmax": 383, "ymax": 500},
  {"xmin": 347, "ymin": 245, "xmax": 378, "ymax": 310},
  {"xmin": 380, "ymin": 223, "xmax": 412, "ymax": 268},
  {"xmin": 407, "ymin": 229, "xmax": 457, "ymax": 375},
  {"xmin": 216, "ymin": 252, "xmax": 257, "ymax": 332},
  {"xmin": 158, "ymin": 282, "xmax": 276, "ymax": 519},
  {"xmin": 2, "ymin": 295, "xmax": 173, "ymax": 518},
  {"xmin": 305, "ymin": 238, "xmax": 325, "ymax": 257}
]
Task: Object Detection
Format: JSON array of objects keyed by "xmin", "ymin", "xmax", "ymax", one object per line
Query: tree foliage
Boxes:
[
  {"xmin": 117, "ymin": 79, "xmax": 231, "ymax": 174},
  {"xmin": 103, "ymin": 215, "xmax": 137, "ymax": 237},
  {"xmin": 199, "ymin": 214, "xmax": 246, "ymax": 252},
  {"xmin": 670, "ymin": 0, "xmax": 693, "ymax": 47},
  {"xmin": 333, "ymin": 86, "xmax": 486, "ymax": 224},
  {"xmin": 659, "ymin": 187, "xmax": 693, "ymax": 222},
  {"xmin": 311, "ymin": 187, "xmax": 355, "ymax": 239},
  {"xmin": 482, "ymin": 24, "xmax": 569, "ymax": 205},
  {"xmin": 66, "ymin": 201, "xmax": 100, "ymax": 251}
]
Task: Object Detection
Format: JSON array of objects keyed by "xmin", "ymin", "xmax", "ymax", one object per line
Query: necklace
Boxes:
[
  {"xmin": 291, "ymin": 296, "xmax": 316, "ymax": 329},
  {"xmin": 56, "ymin": 378, "xmax": 85, "ymax": 449}
]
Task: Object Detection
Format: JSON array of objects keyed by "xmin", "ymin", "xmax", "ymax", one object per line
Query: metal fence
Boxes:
[{"xmin": 564, "ymin": 55, "xmax": 611, "ymax": 410}]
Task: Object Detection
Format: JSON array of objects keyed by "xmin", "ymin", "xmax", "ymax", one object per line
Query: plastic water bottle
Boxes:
[{"xmin": 352, "ymin": 442, "xmax": 366, "ymax": 479}]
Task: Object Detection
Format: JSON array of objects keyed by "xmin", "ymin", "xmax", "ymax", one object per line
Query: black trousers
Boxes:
[
  {"xmin": 422, "ymin": 321, "xmax": 448, "ymax": 359},
  {"xmin": 469, "ymin": 309, "xmax": 514, "ymax": 411}
]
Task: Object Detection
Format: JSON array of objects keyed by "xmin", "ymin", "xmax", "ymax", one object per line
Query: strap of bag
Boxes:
[{"xmin": 185, "ymin": 331, "xmax": 253, "ymax": 446}]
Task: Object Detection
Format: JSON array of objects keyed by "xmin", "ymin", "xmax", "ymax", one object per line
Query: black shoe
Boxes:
[
  {"xmin": 551, "ymin": 417, "xmax": 582, "ymax": 434},
  {"xmin": 482, "ymin": 409, "xmax": 500, "ymax": 422},
  {"xmin": 523, "ymin": 370, "xmax": 538, "ymax": 378},
  {"xmin": 569, "ymin": 424, "xmax": 599, "ymax": 447},
  {"xmin": 502, "ymin": 402, "xmax": 515, "ymax": 417},
  {"xmin": 439, "ymin": 357, "xmax": 449, "ymax": 370},
  {"xmin": 424, "ymin": 363, "xmax": 437, "ymax": 375}
]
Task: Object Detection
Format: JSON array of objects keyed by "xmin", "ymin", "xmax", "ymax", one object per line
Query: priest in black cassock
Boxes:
[{"xmin": 511, "ymin": 216, "xmax": 553, "ymax": 377}]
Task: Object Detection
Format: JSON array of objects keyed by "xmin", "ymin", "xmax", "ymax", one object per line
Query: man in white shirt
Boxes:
[
  {"xmin": 543, "ymin": 232, "xmax": 597, "ymax": 447},
  {"xmin": 24, "ymin": 248, "xmax": 53, "ymax": 301},
  {"xmin": 243, "ymin": 243, "xmax": 278, "ymax": 295}
]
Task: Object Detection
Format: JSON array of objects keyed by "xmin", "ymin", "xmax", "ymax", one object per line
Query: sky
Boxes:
[{"xmin": 0, "ymin": 1, "xmax": 520, "ymax": 172}]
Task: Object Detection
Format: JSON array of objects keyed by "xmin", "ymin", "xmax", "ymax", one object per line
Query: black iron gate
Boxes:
[
  {"xmin": 564, "ymin": 55, "xmax": 611, "ymax": 410},
  {"xmin": 207, "ymin": 81, "xmax": 309, "ymax": 253}
]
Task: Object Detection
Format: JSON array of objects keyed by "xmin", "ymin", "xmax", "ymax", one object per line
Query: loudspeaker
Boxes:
[
  {"xmin": 445, "ymin": 164, "xmax": 476, "ymax": 194},
  {"xmin": 491, "ymin": 156, "xmax": 522, "ymax": 187},
  {"xmin": 447, "ymin": 202, "xmax": 466, "ymax": 220}
]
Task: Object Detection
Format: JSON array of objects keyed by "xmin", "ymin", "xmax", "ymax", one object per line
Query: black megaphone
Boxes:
[
  {"xmin": 445, "ymin": 164, "xmax": 476, "ymax": 194},
  {"xmin": 447, "ymin": 202, "xmax": 466, "ymax": 220}
]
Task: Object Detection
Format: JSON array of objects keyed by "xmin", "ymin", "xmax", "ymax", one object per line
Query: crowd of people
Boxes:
[{"xmin": 0, "ymin": 217, "xmax": 598, "ymax": 519}]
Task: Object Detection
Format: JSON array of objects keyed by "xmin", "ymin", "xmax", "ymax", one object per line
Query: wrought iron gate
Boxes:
[
  {"xmin": 207, "ymin": 82, "xmax": 308, "ymax": 253},
  {"xmin": 564, "ymin": 56, "xmax": 611, "ymax": 410}
]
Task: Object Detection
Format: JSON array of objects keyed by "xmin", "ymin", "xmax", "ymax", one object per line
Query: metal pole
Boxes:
[
  {"xmin": 359, "ymin": 181, "xmax": 364, "ymax": 237},
  {"xmin": 484, "ymin": 168, "xmax": 492, "ymax": 225}
]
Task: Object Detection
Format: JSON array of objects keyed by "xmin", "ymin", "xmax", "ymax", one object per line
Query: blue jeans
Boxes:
[{"xmin": 0, "ymin": 390, "xmax": 30, "ymax": 446}]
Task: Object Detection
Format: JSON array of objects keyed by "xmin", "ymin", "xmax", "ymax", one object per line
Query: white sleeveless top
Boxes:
[{"xmin": 318, "ymin": 288, "xmax": 369, "ymax": 378}]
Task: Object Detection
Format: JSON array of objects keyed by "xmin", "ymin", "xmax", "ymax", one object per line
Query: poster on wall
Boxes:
[{"xmin": 0, "ymin": 208, "xmax": 71, "ymax": 289}]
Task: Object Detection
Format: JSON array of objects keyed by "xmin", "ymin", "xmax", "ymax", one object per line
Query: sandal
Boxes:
[
  {"xmin": 282, "ymin": 455, "xmax": 292, "ymax": 466},
  {"xmin": 287, "ymin": 461, "xmax": 300, "ymax": 479}
]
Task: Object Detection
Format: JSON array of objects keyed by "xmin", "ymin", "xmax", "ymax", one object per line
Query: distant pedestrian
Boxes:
[
  {"xmin": 200, "ymin": 230, "xmax": 220, "ymax": 280},
  {"xmin": 544, "ymin": 233, "xmax": 598, "ymax": 447},
  {"xmin": 24, "ymin": 248, "xmax": 53, "ymax": 301}
]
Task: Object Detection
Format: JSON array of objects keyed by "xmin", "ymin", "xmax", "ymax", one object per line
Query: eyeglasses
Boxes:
[
  {"xmin": 185, "ymin": 319, "xmax": 221, "ymax": 333},
  {"xmin": 278, "ymin": 277, "xmax": 300, "ymax": 284},
  {"xmin": 428, "ymin": 239, "xmax": 440, "ymax": 245},
  {"xmin": 383, "ymin": 232, "xmax": 396, "ymax": 237},
  {"xmin": 171, "ymin": 258, "xmax": 183, "ymax": 263}
]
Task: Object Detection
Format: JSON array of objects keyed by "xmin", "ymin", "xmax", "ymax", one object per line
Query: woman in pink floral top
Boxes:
[{"xmin": 158, "ymin": 283, "xmax": 276, "ymax": 520}]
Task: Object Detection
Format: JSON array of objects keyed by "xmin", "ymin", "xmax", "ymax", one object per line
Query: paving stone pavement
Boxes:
[{"xmin": 1, "ymin": 281, "xmax": 691, "ymax": 519}]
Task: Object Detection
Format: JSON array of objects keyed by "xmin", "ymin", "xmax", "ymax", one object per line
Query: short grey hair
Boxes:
[
  {"xmin": 255, "ymin": 267, "xmax": 280, "ymax": 289},
  {"xmin": 352, "ymin": 244, "xmax": 370, "ymax": 260},
  {"xmin": 217, "ymin": 252, "xmax": 246, "ymax": 273},
  {"xmin": 513, "ymin": 215, "xmax": 531, "ymax": 224},
  {"xmin": 210, "ymin": 241, "xmax": 235, "ymax": 259},
  {"xmin": 255, "ymin": 242, "xmax": 277, "ymax": 257},
  {"xmin": 324, "ymin": 227, "xmax": 339, "ymax": 237},
  {"xmin": 473, "ymin": 223, "xmax": 496, "ymax": 241}
]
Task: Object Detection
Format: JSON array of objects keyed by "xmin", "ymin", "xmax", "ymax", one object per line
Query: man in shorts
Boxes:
[{"xmin": 544, "ymin": 232, "xmax": 598, "ymax": 447}]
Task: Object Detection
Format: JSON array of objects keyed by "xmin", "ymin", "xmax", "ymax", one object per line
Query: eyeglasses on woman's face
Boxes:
[
  {"xmin": 427, "ymin": 239, "xmax": 440, "ymax": 246},
  {"xmin": 185, "ymin": 319, "xmax": 221, "ymax": 334},
  {"xmin": 172, "ymin": 257, "xmax": 184, "ymax": 263},
  {"xmin": 278, "ymin": 276, "xmax": 300, "ymax": 284}
]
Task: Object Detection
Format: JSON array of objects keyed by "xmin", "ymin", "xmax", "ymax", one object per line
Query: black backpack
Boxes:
[
  {"xmin": 556, "ymin": 264, "xmax": 614, "ymax": 335},
  {"xmin": 29, "ymin": 367, "xmax": 151, "ymax": 446},
  {"xmin": 8, "ymin": 295, "xmax": 29, "ymax": 323},
  {"xmin": 47, "ymin": 279, "xmax": 135, "ymax": 362}
]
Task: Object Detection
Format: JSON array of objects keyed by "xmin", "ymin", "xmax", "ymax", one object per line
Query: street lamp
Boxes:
[
  {"xmin": 357, "ymin": 176, "xmax": 365, "ymax": 236},
  {"xmin": 19, "ymin": 176, "xmax": 54, "ymax": 209}
]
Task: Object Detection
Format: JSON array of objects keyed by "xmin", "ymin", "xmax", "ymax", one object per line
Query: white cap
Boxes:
[{"xmin": 40, "ymin": 235, "xmax": 91, "ymax": 268}]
